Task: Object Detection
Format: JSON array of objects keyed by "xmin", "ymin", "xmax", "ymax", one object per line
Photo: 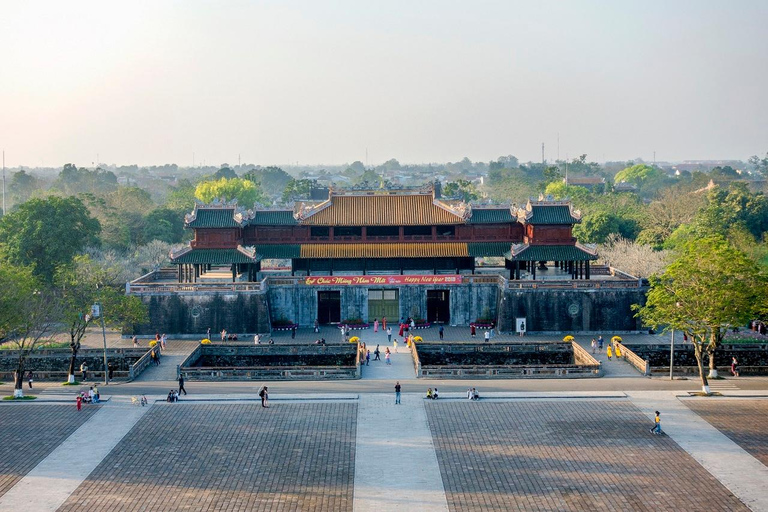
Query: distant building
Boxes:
[{"xmin": 564, "ymin": 176, "xmax": 605, "ymax": 191}]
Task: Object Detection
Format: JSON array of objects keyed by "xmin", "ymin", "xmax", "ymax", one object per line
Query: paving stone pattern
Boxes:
[
  {"xmin": 425, "ymin": 400, "xmax": 748, "ymax": 511},
  {"xmin": 0, "ymin": 404, "xmax": 97, "ymax": 497},
  {"xmin": 58, "ymin": 402, "xmax": 356, "ymax": 512},
  {"xmin": 683, "ymin": 399, "xmax": 768, "ymax": 466}
]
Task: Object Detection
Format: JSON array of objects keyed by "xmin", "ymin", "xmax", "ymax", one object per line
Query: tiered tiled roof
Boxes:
[
  {"xmin": 506, "ymin": 243, "xmax": 597, "ymax": 261},
  {"xmin": 467, "ymin": 242, "xmax": 510, "ymax": 257},
  {"xmin": 252, "ymin": 210, "xmax": 297, "ymax": 226},
  {"xmin": 517, "ymin": 199, "xmax": 581, "ymax": 225},
  {"xmin": 295, "ymin": 192, "xmax": 467, "ymax": 226},
  {"xmin": 185, "ymin": 201, "xmax": 249, "ymax": 228},
  {"xmin": 170, "ymin": 245, "xmax": 260, "ymax": 264},
  {"xmin": 299, "ymin": 243, "xmax": 470, "ymax": 259},
  {"xmin": 468, "ymin": 208, "xmax": 515, "ymax": 224}
]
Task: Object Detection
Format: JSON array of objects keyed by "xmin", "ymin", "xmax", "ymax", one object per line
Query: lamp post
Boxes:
[{"xmin": 92, "ymin": 302, "xmax": 109, "ymax": 385}]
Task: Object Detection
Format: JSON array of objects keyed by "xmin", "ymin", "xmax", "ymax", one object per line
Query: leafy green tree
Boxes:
[
  {"xmin": 143, "ymin": 208, "xmax": 184, "ymax": 244},
  {"xmin": 195, "ymin": 177, "xmax": 267, "ymax": 206},
  {"xmin": 213, "ymin": 166, "xmax": 237, "ymax": 180},
  {"xmin": 543, "ymin": 181, "xmax": 590, "ymax": 203},
  {"xmin": 0, "ymin": 196, "xmax": 101, "ymax": 283},
  {"xmin": 281, "ymin": 179, "xmax": 317, "ymax": 203},
  {"xmin": 443, "ymin": 180, "xmax": 481, "ymax": 202},
  {"xmin": 242, "ymin": 166, "xmax": 293, "ymax": 198},
  {"xmin": 164, "ymin": 180, "xmax": 197, "ymax": 216},
  {"xmin": 0, "ymin": 264, "xmax": 62, "ymax": 397},
  {"xmin": 635, "ymin": 237, "xmax": 767, "ymax": 393},
  {"xmin": 357, "ymin": 169, "xmax": 383, "ymax": 186},
  {"xmin": 56, "ymin": 255, "xmax": 149, "ymax": 383},
  {"xmin": 348, "ymin": 161, "xmax": 366, "ymax": 173},
  {"xmin": 53, "ymin": 164, "xmax": 118, "ymax": 195},
  {"xmin": 9, "ymin": 170, "xmax": 40, "ymax": 207},
  {"xmin": 614, "ymin": 164, "xmax": 667, "ymax": 195},
  {"xmin": 747, "ymin": 152, "xmax": 768, "ymax": 177}
]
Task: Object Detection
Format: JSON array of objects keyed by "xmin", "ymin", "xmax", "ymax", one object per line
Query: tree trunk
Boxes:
[
  {"xmin": 707, "ymin": 331, "xmax": 719, "ymax": 379},
  {"xmin": 14, "ymin": 359, "xmax": 25, "ymax": 398},
  {"xmin": 694, "ymin": 342, "xmax": 710, "ymax": 395},
  {"xmin": 67, "ymin": 344, "xmax": 79, "ymax": 384}
]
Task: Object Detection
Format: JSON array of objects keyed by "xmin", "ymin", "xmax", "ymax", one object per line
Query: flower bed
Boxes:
[
  {"xmin": 470, "ymin": 322, "xmax": 494, "ymax": 329},
  {"xmin": 272, "ymin": 323, "xmax": 298, "ymax": 331}
]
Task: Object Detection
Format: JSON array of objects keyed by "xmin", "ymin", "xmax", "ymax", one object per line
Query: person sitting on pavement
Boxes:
[
  {"xmin": 473, "ymin": 388, "xmax": 480, "ymax": 400},
  {"xmin": 426, "ymin": 388, "xmax": 433, "ymax": 399},
  {"xmin": 433, "ymin": 388, "xmax": 439, "ymax": 400}
]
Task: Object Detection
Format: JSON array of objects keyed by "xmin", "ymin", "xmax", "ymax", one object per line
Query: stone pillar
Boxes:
[{"xmin": 586, "ymin": 260, "xmax": 591, "ymax": 280}]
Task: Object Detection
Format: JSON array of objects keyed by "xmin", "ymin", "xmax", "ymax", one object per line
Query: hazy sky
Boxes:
[{"xmin": 1, "ymin": 1, "xmax": 767, "ymax": 168}]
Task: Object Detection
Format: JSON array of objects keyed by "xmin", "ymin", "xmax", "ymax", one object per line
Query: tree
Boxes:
[
  {"xmin": 598, "ymin": 234, "xmax": 670, "ymax": 278},
  {"xmin": 53, "ymin": 164, "xmax": 118, "ymax": 195},
  {"xmin": 747, "ymin": 152, "xmax": 768, "ymax": 177},
  {"xmin": 443, "ymin": 180, "xmax": 481, "ymax": 202},
  {"xmin": 0, "ymin": 265, "xmax": 62, "ymax": 397},
  {"xmin": 614, "ymin": 164, "xmax": 668, "ymax": 196},
  {"xmin": 357, "ymin": 169, "xmax": 383, "ymax": 186},
  {"xmin": 9, "ymin": 170, "xmax": 40, "ymax": 206},
  {"xmin": 0, "ymin": 196, "xmax": 101, "ymax": 283},
  {"xmin": 281, "ymin": 178, "xmax": 317, "ymax": 203},
  {"xmin": 348, "ymin": 161, "xmax": 366, "ymax": 173},
  {"xmin": 56, "ymin": 255, "xmax": 150, "ymax": 383},
  {"xmin": 213, "ymin": 166, "xmax": 237, "ymax": 180},
  {"xmin": 195, "ymin": 177, "xmax": 267, "ymax": 206},
  {"xmin": 164, "ymin": 180, "xmax": 198, "ymax": 216},
  {"xmin": 634, "ymin": 237, "xmax": 767, "ymax": 393},
  {"xmin": 143, "ymin": 208, "xmax": 184, "ymax": 244},
  {"xmin": 242, "ymin": 166, "xmax": 293, "ymax": 198}
]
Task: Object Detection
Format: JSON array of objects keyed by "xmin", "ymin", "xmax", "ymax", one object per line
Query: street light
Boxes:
[{"xmin": 91, "ymin": 302, "xmax": 109, "ymax": 385}]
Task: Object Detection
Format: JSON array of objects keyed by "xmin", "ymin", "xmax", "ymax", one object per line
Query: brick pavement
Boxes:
[
  {"xmin": 683, "ymin": 398, "xmax": 768, "ymax": 466},
  {"xmin": 57, "ymin": 402, "xmax": 357, "ymax": 512},
  {"xmin": 425, "ymin": 400, "xmax": 748, "ymax": 511},
  {"xmin": 0, "ymin": 404, "xmax": 97, "ymax": 498}
]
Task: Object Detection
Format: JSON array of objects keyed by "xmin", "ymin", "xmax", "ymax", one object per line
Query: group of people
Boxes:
[
  {"xmin": 750, "ymin": 320, "xmax": 767, "ymax": 336},
  {"xmin": 362, "ymin": 343, "xmax": 392, "ymax": 365},
  {"xmin": 253, "ymin": 334, "xmax": 275, "ymax": 345},
  {"xmin": 166, "ymin": 389, "xmax": 181, "ymax": 402},
  {"xmin": 467, "ymin": 387, "xmax": 480, "ymax": 400},
  {"xmin": 425, "ymin": 387, "xmax": 439, "ymax": 399},
  {"xmin": 154, "ymin": 333, "xmax": 168, "ymax": 349},
  {"xmin": 76, "ymin": 385, "xmax": 100, "ymax": 410},
  {"xmin": 590, "ymin": 336, "xmax": 605, "ymax": 354}
]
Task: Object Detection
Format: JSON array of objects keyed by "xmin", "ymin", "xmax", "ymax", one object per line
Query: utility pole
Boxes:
[
  {"xmin": 2, "ymin": 150, "xmax": 5, "ymax": 216},
  {"xmin": 92, "ymin": 303, "xmax": 110, "ymax": 385},
  {"xmin": 670, "ymin": 328, "xmax": 675, "ymax": 381},
  {"xmin": 541, "ymin": 143, "xmax": 545, "ymax": 164}
]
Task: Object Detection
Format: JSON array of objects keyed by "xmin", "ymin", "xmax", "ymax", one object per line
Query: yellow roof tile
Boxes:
[
  {"xmin": 300, "ymin": 243, "xmax": 470, "ymax": 258},
  {"xmin": 299, "ymin": 195, "xmax": 464, "ymax": 226}
]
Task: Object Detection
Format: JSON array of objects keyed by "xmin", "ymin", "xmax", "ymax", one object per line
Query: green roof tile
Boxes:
[
  {"xmin": 527, "ymin": 205, "xmax": 579, "ymax": 225},
  {"xmin": 251, "ymin": 211, "xmax": 297, "ymax": 226},
  {"xmin": 469, "ymin": 208, "xmax": 514, "ymax": 224},
  {"xmin": 186, "ymin": 209, "xmax": 241, "ymax": 228},
  {"xmin": 467, "ymin": 242, "xmax": 510, "ymax": 257},
  {"xmin": 171, "ymin": 248, "xmax": 259, "ymax": 264},
  {"xmin": 506, "ymin": 244, "xmax": 597, "ymax": 261}
]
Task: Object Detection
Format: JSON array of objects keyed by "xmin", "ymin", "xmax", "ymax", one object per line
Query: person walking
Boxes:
[
  {"xmin": 439, "ymin": 325, "xmax": 444, "ymax": 340},
  {"xmin": 615, "ymin": 343, "xmax": 622, "ymax": 359},
  {"xmin": 606, "ymin": 344, "xmax": 612, "ymax": 360},
  {"xmin": 374, "ymin": 318, "xmax": 379, "ymax": 333},
  {"xmin": 207, "ymin": 327, "xmax": 211, "ymax": 339},
  {"xmin": 178, "ymin": 374, "xmax": 187, "ymax": 395},
  {"xmin": 221, "ymin": 329, "xmax": 227, "ymax": 342},
  {"xmin": 366, "ymin": 350, "xmax": 371, "ymax": 366},
  {"xmin": 259, "ymin": 386, "xmax": 269, "ymax": 408},
  {"xmin": 160, "ymin": 334, "xmax": 167, "ymax": 350},
  {"xmin": 76, "ymin": 395, "xmax": 82, "ymax": 411},
  {"xmin": 398, "ymin": 323, "xmax": 404, "ymax": 337},
  {"xmin": 27, "ymin": 370, "xmax": 33, "ymax": 389},
  {"xmin": 132, "ymin": 335, "xmax": 138, "ymax": 347},
  {"xmin": 650, "ymin": 411, "xmax": 662, "ymax": 434},
  {"xmin": 393, "ymin": 339, "xmax": 398, "ymax": 353},
  {"xmin": 374, "ymin": 345, "xmax": 381, "ymax": 361},
  {"xmin": 107, "ymin": 362, "xmax": 114, "ymax": 382},
  {"xmin": 387, "ymin": 327, "xmax": 392, "ymax": 343},
  {"xmin": 470, "ymin": 324, "xmax": 476, "ymax": 338},
  {"xmin": 395, "ymin": 382, "xmax": 401, "ymax": 404},
  {"xmin": 385, "ymin": 351, "xmax": 391, "ymax": 365},
  {"xmin": 591, "ymin": 339, "xmax": 597, "ymax": 354},
  {"xmin": 731, "ymin": 357, "xmax": 740, "ymax": 377},
  {"xmin": 80, "ymin": 362, "xmax": 88, "ymax": 382},
  {"xmin": 291, "ymin": 326, "xmax": 296, "ymax": 339}
]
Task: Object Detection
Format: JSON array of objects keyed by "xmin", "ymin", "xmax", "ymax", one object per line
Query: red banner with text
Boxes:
[{"xmin": 304, "ymin": 275, "xmax": 462, "ymax": 286}]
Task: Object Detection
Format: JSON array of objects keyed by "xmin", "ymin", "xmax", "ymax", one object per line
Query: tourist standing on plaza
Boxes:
[
  {"xmin": 591, "ymin": 339, "xmax": 597, "ymax": 354},
  {"xmin": 314, "ymin": 319, "xmax": 319, "ymax": 333},
  {"xmin": 615, "ymin": 343, "xmax": 622, "ymax": 359},
  {"xmin": 393, "ymin": 339, "xmax": 398, "ymax": 353},
  {"xmin": 132, "ymin": 335, "xmax": 138, "ymax": 347},
  {"xmin": 385, "ymin": 350, "xmax": 391, "ymax": 365},
  {"xmin": 650, "ymin": 411, "xmax": 661, "ymax": 434},
  {"xmin": 291, "ymin": 326, "xmax": 296, "ymax": 339},
  {"xmin": 374, "ymin": 318, "xmax": 379, "ymax": 332},
  {"xmin": 179, "ymin": 374, "xmax": 187, "ymax": 395},
  {"xmin": 374, "ymin": 345, "xmax": 381, "ymax": 361},
  {"xmin": 259, "ymin": 386, "xmax": 269, "ymax": 408},
  {"xmin": 382, "ymin": 317, "xmax": 387, "ymax": 330},
  {"xmin": 484, "ymin": 330, "xmax": 490, "ymax": 342},
  {"xmin": 27, "ymin": 370, "xmax": 33, "ymax": 389},
  {"xmin": 76, "ymin": 395, "xmax": 82, "ymax": 411},
  {"xmin": 366, "ymin": 350, "xmax": 370, "ymax": 365},
  {"xmin": 80, "ymin": 362, "xmax": 88, "ymax": 381},
  {"xmin": 254, "ymin": 333, "xmax": 260, "ymax": 344},
  {"xmin": 398, "ymin": 323, "xmax": 404, "ymax": 337},
  {"xmin": 395, "ymin": 382, "xmax": 401, "ymax": 404},
  {"xmin": 221, "ymin": 329, "xmax": 227, "ymax": 342},
  {"xmin": 597, "ymin": 335, "xmax": 603, "ymax": 350},
  {"xmin": 606, "ymin": 344, "xmax": 612, "ymax": 360},
  {"xmin": 470, "ymin": 324, "xmax": 476, "ymax": 338},
  {"xmin": 731, "ymin": 357, "xmax": 740, "ymax": 377},
  {"xmin": 439, "ymin": 325, "xmax": 444, "ymax": 340},
  {"xmin": 387, "ymin": 327, "xmax": 392, "ymax": 343}
]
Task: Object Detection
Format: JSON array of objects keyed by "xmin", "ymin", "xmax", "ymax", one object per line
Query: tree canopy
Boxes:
[
  {"xmin": 443, "ymin": 180, "xmax": 481, "ymax": 202},
  {"xmin": 195, "ymin": 177, "xmax": 267, "ymax": 206},
  {"xmin": 634, "ymin": 236, "xmax": 767, "ymax": 392},
  {"xmin": 0, "ymin": 196, "xmax": 101, "ymax": 283}
]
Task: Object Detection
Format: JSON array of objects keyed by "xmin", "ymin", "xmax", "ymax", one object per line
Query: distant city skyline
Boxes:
[{"xmin": 1, "ymin": 1, "xmax": 766, "ymax": 168}]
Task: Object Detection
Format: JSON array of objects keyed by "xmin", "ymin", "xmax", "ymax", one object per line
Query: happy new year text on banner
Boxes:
[{"xmin": 304, "ymin": 275, "xmax": 461, "ymax": 286}]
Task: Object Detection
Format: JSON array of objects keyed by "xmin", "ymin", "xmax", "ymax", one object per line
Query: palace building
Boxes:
[{"xmin": 128, "ymin": 184, "xmax": 646, "ymax": 335}]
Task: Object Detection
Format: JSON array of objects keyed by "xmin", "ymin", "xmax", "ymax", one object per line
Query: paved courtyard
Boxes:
[
  {"xmin": 425, "ymin": 400, "xmax": 747, "ymax": 511},
  {"xmin": 683, "ymin": 398, "xmax": 768, "ymax": 466},
  {"xmin": 0, "ymin": 404, "xmax": 98, "ymax": 498},
  {"xmin": 56, "ymin": 402, "xmax": 357, "ymax": 512}
]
